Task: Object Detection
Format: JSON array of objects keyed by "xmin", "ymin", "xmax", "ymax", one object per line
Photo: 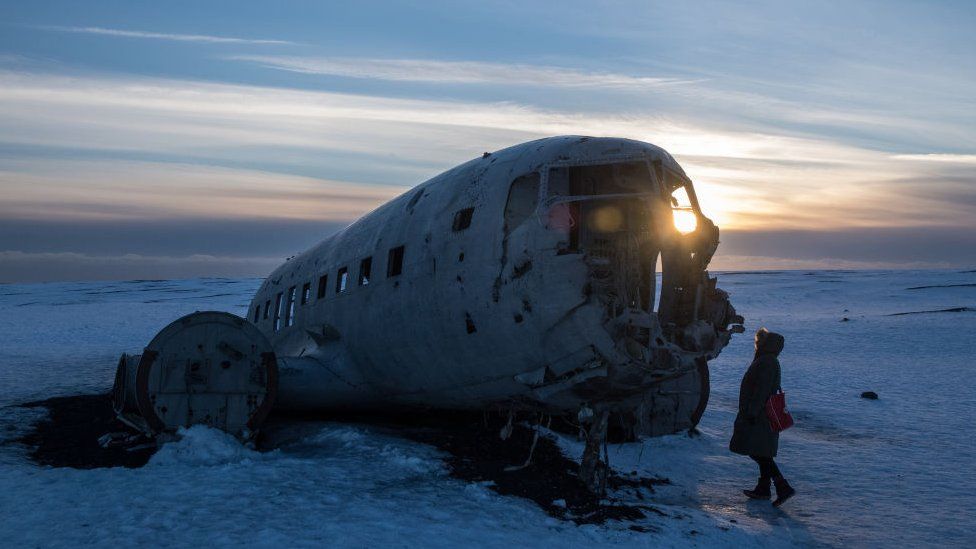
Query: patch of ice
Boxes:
[
  {"xmin": 148, "ymin": 425, "xmax": 267, "ymax": 467},
  {"xmin": 376, "ymin": 443, "xmax": 444, "ymax": 475},
  {"xmin": 302, "ymin": 424, "xmax": 444, "ymax": 475},
  {"xmin": 306, "ymin": 424, "xmax": 368, "ymax": 446}
]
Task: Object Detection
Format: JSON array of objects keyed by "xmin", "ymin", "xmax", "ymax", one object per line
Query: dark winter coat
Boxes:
[{"xmin": 729, "ymin": 332, "xmax": 784, "ymax": 458}]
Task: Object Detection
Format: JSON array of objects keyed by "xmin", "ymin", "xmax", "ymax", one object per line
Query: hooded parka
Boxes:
[{"xmin": 729, "ymin": 331, "xmax": 784, "ymax": 458}]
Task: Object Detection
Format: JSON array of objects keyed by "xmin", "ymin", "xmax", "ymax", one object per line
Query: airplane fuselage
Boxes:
[{"xmin": 246, "ymin": 136, "xmax": 740, "ymax": 435}]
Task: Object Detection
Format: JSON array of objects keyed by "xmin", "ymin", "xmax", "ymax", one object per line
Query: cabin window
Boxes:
[
  {"xmin": 504, "ymin": 173, "xmax": 540, "ymax": 231},
  {"xmin": 273, "ymin": 293, "xmax": 283, "ymax": 332},
  {"xmin": 253, "ymin": 304, "xmax": 261, "ymax": 323},
  {"xmin": 317, "ymin": 274, "xmax": 328, "ymax": 299},
  {"xmin": 652, "ymin": 159, "xmax": 664, "ymax": 185},
  {"xmin": 301, "ymin": 282, "xmax": 311, "ymax": 304},
  {"xmin": 336, "ymin": 267, "xmax": 348, "ymax": 293},
  {"xmin": 285, "ymin": 286, "xmax": 296, "ymax": 327},
  {"xmin": 452, "ymin": 207, "xmax": 474, "ymax": 231},
  {"xmin": 263, "ymin": 300, "xmax": 270, "ymax": 319},
  {"xmin": 358, "ymin": 257, "xmax": 372, "ymax": 286},
  {"xmin": 387, "ymin": 245, "xmax": 404, "ymax": 277}
]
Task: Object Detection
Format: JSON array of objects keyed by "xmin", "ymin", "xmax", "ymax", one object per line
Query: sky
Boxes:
[{"xmin": 0, "ymin": 0, "xmax": 974, "ymax": 282}]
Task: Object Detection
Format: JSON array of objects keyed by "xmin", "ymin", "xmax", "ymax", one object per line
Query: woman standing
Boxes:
[{"xmin": 730, "ymin": 328, "xmax": 796, "ymax": 507}]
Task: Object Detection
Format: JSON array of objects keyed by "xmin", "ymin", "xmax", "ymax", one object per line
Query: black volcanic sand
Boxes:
[
  {"xmin": 15, "ymin": 393, "xmax": 154, "ymax": 469},
  {"xmin": 12, "ymin": 394, "xmax": 671, "ymax": 526}
]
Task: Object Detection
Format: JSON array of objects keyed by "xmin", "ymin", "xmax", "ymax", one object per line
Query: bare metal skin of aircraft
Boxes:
[{"xmin": 113, "ymin": 136, "xmax": 743, "ymax": 492}]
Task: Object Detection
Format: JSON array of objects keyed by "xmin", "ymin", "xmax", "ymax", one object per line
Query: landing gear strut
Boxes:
[{"xmin": 579, "ymin": 408, "xmax": 610, "ymax": 494}]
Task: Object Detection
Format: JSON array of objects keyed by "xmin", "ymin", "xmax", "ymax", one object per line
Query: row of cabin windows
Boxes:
[
  {"xmin": 250, "ymin": 201, "xmax": 477, "ymax": 330},
  {"xmin": 252, "ymin": 201, "xmax": 480, "ymax": 328},
  {"xmin": 252, "ymin": 244, "xmax": 407, "ymax": 331}
]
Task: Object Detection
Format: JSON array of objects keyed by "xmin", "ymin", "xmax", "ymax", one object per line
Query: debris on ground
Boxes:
[{"xmin": 15, "ymin": 393, "xmax": 154, "ymax": 469}]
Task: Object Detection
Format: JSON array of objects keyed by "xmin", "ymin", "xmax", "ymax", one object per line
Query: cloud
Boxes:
[
  {"xmin": 0, "ymin": 250, "xmax": 282, "ymax": 283},
  {"xmin": 228, "ymin": 55, "xmax": 693, "ymax": 89},
  {"xmin": 0, "ymin": 158, "xmax": 406, "ymax": 222},
  {"xmin": 38, "ymin": 26, "xmax": 293, "ymax": 45},
  {"xmin": 718, "ymin": 227, "xmax": 976, "ymax": 267},
  {"xmin": 1, "ymin": 69, "xmax": 974, "ymax": 234},
  {"xmin": 0, "ymin": 217, "xmax": 346, "ymax": 258},
  {"xmin": 710, "ymin": 254, "xmax": 954, "ymax": 271},
  {"xmin": 890, "ymin": 153, "xmax": 976, "ymax": 164}
]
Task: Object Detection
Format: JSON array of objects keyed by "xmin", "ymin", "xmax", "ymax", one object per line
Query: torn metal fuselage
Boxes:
[
  {"xmin": 502, "ymin": 149, "xmax": 743, "ymax": 439},
  {"xmin": 252, "ymin": 136, "xmax": 743, "ymax": 439}
]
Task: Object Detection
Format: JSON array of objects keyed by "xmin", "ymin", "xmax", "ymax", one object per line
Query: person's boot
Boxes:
[
  {"xmin": 743, "ymin": 477, "xmax": 771, "ymax": 499},
  {"xmin": 772, "ymin": 477, "xmax": 796, "ymax": 507}
]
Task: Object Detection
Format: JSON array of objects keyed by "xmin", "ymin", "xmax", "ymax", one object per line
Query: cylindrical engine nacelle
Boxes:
[
  {"xmin": 113, "ymin": 353, "xmax": 142, "ymax": 419},
  {"xmin": 112, "ymin": 311, "xmax": 278, "ymax": 441}
]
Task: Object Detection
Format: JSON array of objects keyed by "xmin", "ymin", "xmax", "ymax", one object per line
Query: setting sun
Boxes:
[{"xmin": 673, "ymin": 209, "xmax": 698, "ymax": 234}]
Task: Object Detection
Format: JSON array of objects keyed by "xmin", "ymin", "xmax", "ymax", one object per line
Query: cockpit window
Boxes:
[
  {"xmin": 670, "ymin": 185, "xmax": 693, "ymax": 209},
  {"xmin": 548, "ymin": 162, "xmax": 652, "ymax": 198},
  {"xmin": 669, "ymin": 176, "xmax": 698, "ymax": 234},
  {"xmin": 504, "ymin": 172, "xmax": 540, "ymax": 230}
]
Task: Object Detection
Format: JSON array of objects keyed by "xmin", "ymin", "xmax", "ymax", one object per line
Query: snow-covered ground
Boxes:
[{"xmin": 1, "ymin": 270, "xmax": 973, "ymax": 547}]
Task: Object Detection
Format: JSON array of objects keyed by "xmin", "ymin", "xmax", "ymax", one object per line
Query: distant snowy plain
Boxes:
[{"xmin": 1, "ymin": 270, "xmax": 973, "ymax": 548}]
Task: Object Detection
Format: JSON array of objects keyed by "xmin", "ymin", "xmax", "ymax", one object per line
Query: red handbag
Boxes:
[{"xmin": 766, "ymin": 390, "xmax": 794, "ymax": 432}]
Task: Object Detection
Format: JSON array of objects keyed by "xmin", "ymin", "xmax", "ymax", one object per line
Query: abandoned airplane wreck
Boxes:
[{"xmin": 113, "ymin": 136, "xmax": 743, "ymax": 491}]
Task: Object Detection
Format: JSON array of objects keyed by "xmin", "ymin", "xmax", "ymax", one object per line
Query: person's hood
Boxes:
[{"xmin": 758, "ymin": 331, "xmax": 785, "ymax": 357}]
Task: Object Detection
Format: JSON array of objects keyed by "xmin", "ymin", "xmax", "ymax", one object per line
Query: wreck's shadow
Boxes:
[
  {"xmin": 11, "ymin": 393, "xmax": 671, "ymax": 527},
  {"xmin": 267, "ymin": 407, "xmax": 672, "ymax": 526}
]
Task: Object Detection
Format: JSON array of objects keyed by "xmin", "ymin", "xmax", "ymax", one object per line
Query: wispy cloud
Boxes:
[
  {"xmin": 711, "ymin": 254, "xmax": 953, "ymax": 272},
  {"xmin": 228, "ymin": 55, "xmax": 692, "ymax": 89},
  {"xmin": 0, "ymin": 250, "xmax": 282, "ymax": 283},
  {"xmin": 39, "ymin": 26, "xmax": 293, "ymax": 45},
  {"xmin": 0, "ymin": 158, "xmax": 405, "ymax": 223},
  {"xmin": 1, "ymin": 69, "xmax": 974, "ymax": 232},
  {"xmin": 890, "ymin": 153, "xmax": 976, "ymax": 164}
]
